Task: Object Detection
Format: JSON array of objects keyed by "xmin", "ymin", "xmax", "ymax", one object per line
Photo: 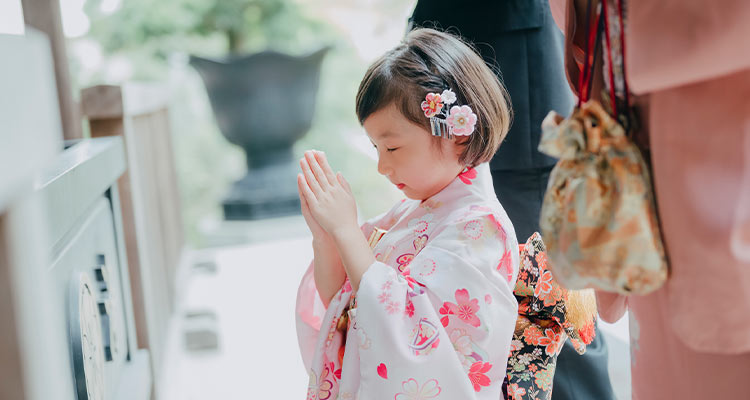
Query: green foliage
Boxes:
[{"xmin": 85, "ymin": 0, "xmax": 331, "ymax": 60}]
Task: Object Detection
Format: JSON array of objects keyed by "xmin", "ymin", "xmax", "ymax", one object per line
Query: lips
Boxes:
[{"xmin": 396, "ymin": 183, "xmax": 406, "ymax": 189}]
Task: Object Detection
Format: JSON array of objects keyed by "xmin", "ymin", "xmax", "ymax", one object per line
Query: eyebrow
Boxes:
[{"xmin": 375, "ymin": 130, "xmax": 398, "ymax": 140}]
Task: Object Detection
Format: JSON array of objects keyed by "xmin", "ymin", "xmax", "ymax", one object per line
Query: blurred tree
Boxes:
[{"xmin": 84, "ymin": 0, "xmax": 330, "ymax": 64}]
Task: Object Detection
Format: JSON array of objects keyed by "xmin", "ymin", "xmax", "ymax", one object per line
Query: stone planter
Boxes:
[{"xmin": 190, "ymin": 47, "xmax": 328, "ymax": 220}]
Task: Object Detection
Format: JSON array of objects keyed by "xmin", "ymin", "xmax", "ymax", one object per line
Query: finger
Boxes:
[
  {"xmin": 313, "ymin": 151, "xmax": 337, "ymax": 186},
  {"xmin": 305, "ymin": 151, "xmax": 331, "ymax": 189},
  {"xmin": 298, "ymin": 172, "xmax": 319, "ymax": 210},
  {"xmin": 297, "ymin": 174, "xmax": 311, "ymax": 214},
  {"xmin": 300, "ymin": 158, "xmax": 323, "ymax": 196},
  {"xmin": 337, "ymin": 172, "xmax": 352, "ymax": 194}
]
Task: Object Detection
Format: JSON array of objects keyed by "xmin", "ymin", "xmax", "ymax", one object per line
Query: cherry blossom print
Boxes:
[
  {"xmin": 508, "ymin": 383, "xmax": 527, "ymax": 400},
  {"xmin": 537, "ymin": 328, "xmax": 563, "ymax": 356},
  {"xmin": 539, "ymin": 284, "xmax": 564, "ymax": 307},
  {"xmin": 522, "ymin": 325, "xmax": 543, "ymax": 346},
  {"xmin": 439, "ymin": 288, "xmax": 481, "ymax": 328},
  {"xmin": 534, "ymin": 367, "xmax": 554, "ymax": 392},
  {"xmin": 534, "ymin": 270, "xmax": 554, "ymax": 298},
  {"xmin": 385, "ymin": 301, "xmax": 401, "ymax": 315},
  {"xmin": 534, "ymin": 251, "xmax": 548, "ymax": 269},
  {"xmin": 378, "ymin": 291, "xmax": 392, "ymax": 304},
  {"xmin": 458, "ymin": 168, "xmax": 478, "ymax": 185},
  {"xmin": 295, "ymin": 163, "xmax": 521, "ymax": 400},
  {"xmin": 404, "ymin": 299, "xmax": 415, "ymax": 317},
  {"xmin": 394, "ymin": 378, "xmax": 442, "ymax": 400},
  {"xmin": 467, "ymin": 361, "xmax": 493, "ymax": 392}
]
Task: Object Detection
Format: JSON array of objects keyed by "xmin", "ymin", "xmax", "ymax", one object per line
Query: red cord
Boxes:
[
  {"xmin": 577, "ymin": 0, "xmax": 594, "ymax": 106},
  {"xmin": 580, "ymin": 5, "xmax": 602, "ymax": 105}
]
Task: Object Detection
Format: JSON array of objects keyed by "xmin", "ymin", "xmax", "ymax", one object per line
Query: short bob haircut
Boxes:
[{"xmin": 355, "ymin": 28, "xmax": 512, "ymax": 167}]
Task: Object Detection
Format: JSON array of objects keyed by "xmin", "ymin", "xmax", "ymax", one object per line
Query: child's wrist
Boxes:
[
  {"xmin": 312, "ymin": 235, "xmax": 335, "ymax": 250},
  {"xmin": 330, "ymin": 224, "xmax": 361, "ymax": 244}
]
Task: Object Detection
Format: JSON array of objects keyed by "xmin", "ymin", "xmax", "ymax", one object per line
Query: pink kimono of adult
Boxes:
[
  {"xmin": 296, "ymin": 163, "xmax": 520, "ymax": 399},
  {"xmin": 550, "ymin": 1, "xmax": 750, "ymax": 398}
]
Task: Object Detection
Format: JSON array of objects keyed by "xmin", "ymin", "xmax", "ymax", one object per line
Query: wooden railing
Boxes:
[
  {"xmin": 81, "ymin": 83, "xmax": 185, "ymax": 392},
  {"xmin": 2, "ymin": 11, "xmax": 184, "ymax": 400}
]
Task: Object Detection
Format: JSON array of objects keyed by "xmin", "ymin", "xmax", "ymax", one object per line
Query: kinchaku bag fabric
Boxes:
[{"xmin": 538, "ymin": 0, "xmax": 668, "ymax": 295}]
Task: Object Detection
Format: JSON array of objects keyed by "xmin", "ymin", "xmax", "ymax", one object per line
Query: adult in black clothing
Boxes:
[{"xmin": 408, "ymin": 1, "xmax": 615, "ymax": 399}]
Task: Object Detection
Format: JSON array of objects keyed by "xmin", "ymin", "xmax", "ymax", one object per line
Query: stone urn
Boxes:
[{"xmin": 190, "ymin": 47, "xmax": 328, "ymax": 220}]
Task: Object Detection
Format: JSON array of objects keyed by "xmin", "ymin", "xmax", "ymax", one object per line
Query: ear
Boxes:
[
  {"xmin": 453, "ymin": 136, "xmax": 470, "ymax": 146},
  {"xmin": 451, "ymin": 135, "xmax": 470, "ymax": 159}
]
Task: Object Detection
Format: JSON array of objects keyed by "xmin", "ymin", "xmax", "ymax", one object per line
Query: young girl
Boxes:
[{"xmin": 295, "ymin": 28, "xmax": 519, "ymax": 399}]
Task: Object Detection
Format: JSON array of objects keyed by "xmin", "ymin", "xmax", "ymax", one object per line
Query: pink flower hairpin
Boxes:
[{"xmin": 420, "ymin": 89, "xmax": 477, "ymax": 139}]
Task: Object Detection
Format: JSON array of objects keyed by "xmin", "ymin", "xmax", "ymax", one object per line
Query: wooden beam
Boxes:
[{"xmin": 21, "ymin": 0, "xmax": 83, "ymax": 140}]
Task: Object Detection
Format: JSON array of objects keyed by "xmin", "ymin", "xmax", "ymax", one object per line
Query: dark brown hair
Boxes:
[{"xmin": 355, "ymin": 28, "xmax": 512, "ymax": 166}]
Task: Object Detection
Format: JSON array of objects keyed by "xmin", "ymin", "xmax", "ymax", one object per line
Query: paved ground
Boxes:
[{"xmin": 161, "ymin": 216, "xmax": 631, "ymax": 399}]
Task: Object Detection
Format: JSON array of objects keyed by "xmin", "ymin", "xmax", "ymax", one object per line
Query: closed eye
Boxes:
[{"xmin": 371, "ymin": 142, "xmax": 399, "ymax": 153}]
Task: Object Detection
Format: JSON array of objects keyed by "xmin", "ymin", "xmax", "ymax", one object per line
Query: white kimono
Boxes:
[{"xmin": 296, "ymin": 163, "xmax": 519, "ymax": 399}]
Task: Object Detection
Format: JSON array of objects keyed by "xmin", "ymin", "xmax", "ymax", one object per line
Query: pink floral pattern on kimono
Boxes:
[
  {"xmin": 296, "ymin": 163, "xmax": 519, "ymax": 399},
  {"xmin": 458, "ymin": 167, "xmax": 478, "ymax": 185}
]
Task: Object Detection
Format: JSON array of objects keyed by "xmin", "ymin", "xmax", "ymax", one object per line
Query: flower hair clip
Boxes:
[{"xmin": 421, "ymin": 89, "xmax": 477, "ymax": 139}]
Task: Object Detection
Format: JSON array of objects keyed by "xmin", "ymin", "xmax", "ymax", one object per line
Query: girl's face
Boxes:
[{"xmin": 364, "ymin": 103, "xmax": 465, "ymax": 201}]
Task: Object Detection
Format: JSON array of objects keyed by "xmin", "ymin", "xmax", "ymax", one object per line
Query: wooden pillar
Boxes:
[
  {"xmin": 21, "ymin": 0, "xmax": 83, "ymax": 140},
  {"xmin": 80, "ymin": 85, "xmax": 149, "ymax": 351},
  {"xmin": 81, "ymin": 84, "xmax": 184, "ymax": 393}
]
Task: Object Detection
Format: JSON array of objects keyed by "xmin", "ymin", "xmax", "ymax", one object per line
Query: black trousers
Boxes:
[{"xmin": 492, "ymin": 167, "xmax": 616, "ymax": 400}]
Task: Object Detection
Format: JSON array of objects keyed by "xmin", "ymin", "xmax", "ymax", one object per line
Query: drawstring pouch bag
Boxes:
[{"xmin": 538, "ymin": 0, "xmax": 668, "ymax": 294}]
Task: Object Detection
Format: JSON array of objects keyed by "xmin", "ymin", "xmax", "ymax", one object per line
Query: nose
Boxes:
[{"xmin": 377, "ymin": 154, "xmax": 392, "ymax": 177}]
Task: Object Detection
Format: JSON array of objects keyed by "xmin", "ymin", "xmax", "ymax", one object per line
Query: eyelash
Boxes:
[{"xmin": 372, "ymin": 144, "xmax": 399, "ymax": 153}]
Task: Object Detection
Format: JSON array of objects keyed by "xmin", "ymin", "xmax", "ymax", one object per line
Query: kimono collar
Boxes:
[{"xmin": 422, "ymin": 162, "xmax": 496, "ymax": 205}]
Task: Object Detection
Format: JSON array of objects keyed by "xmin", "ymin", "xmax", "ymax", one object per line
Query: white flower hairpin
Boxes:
[{"xmin": 420, "ymin": 89, "xmax": 477, "ymax": 139}]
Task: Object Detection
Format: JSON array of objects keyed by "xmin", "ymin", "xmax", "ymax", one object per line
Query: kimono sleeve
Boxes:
[
  {"xmin": 296, "ymin": 206, "xmax": 404, "ymax": 370},
  {"xmin": 353, "ymin": 214, "xmax": 519, "ymax": 399}
]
